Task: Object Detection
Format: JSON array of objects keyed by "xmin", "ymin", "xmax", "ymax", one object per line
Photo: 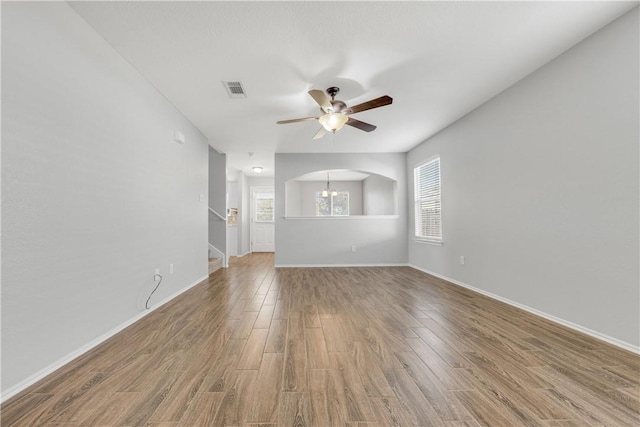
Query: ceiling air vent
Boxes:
[{"xmin": 223, "ymin": 81, "xmax": 247, "ymax": 98}]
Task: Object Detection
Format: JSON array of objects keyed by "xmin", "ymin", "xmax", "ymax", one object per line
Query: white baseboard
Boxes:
[
  {"xmin": 275, "ymin": 263, "xmax": 409, "ymax": 268},
  {"xmin": 409, "ymin": 265, "xmax": 640, "ymax": 355},
  {"xmin": 1, "ymin": 274, "xmax": 209, "ymax": 403}
]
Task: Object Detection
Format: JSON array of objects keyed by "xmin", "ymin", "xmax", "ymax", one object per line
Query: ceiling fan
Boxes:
[{"xmin": 277, "ymin": 87, "xmax": 393, "ymax": 139}]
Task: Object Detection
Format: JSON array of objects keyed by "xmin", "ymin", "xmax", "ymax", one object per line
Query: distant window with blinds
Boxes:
[{"xmin": 414, "ymin": 157, "xmax": 442, "ymax": 241}]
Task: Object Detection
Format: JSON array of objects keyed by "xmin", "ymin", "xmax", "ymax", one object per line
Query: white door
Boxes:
[{"xmin": 250, "ymin": 187, "xmax": 275, "ymax": 252}]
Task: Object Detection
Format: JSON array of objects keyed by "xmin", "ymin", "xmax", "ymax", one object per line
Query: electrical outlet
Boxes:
[
  {"xmin": 170, "ymin": 263, "xmax": 174, "ymax": 274},
  {"xmin": 351, "ymin": 245, "xmax": 357, "ymax": 253},
  {"xmin": 460, "ymin": 256, "xmax": 465, "ymax": 265},
  {"xmin": 154, "ymin": 268, "xmax": 160, "ymax": 280}
]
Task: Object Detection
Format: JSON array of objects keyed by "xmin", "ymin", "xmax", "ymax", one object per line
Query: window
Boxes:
[
  {"xmin": 414, "ymin": 157, "xmax": 442, "ymax": 241},
  {"xmin": 254, "ymin": 192, "xmax": 274, "ymax": 222},
  {"xmin": 316, "ymin": 191, "xmax": 350, "ymax": 216}
]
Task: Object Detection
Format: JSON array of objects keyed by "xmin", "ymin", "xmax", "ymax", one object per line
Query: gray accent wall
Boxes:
[
  {"xmin": 1, "ymin": 2, "xmax": 209, "ymax": 395},
  {"xmin": 275, "ymin": 153, "xmax": 407, "ymax": 266},
  {"xmin": 208, "ymin": 147, "xmax": 227, "ymax": 216},
  {"xmin": 208, "ymin": 147, "xmax": 226, "ymax": 255},
  {"xmin": 407, "ymin": 8, "xmax": 639, "ymax": 348}
]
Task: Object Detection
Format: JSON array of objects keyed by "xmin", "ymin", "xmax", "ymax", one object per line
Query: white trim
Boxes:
[
  {"xmin": 412, "ymin": 154, "xmax": 441, "ymax": 170},
  {"xmin": 275, "ymin": 263, "xmax": 409, "ymax": 268},
  {"xmin": 1, "ymin": 274, "xmax": 209, "ymax": 403},
  {"xmin": 283, "ymin": 215, "xmax": 399, "ymax": 220},
  {"xmin": 208, "ymin": 207, "xmax": 226, "ymax": 221},
  {"xmin": 236, "ymin": 251, "xmax": 251, "ymax": 258},
  {"xmin": 208, "ymin": 243, "xmax": 227, "ymax": 268},
  {"xmin": 412, "ymin": 237, "xmax": 444, "ymax": 246},
  {"xmin": 409, "ymin": 264, "xmax": 640, "ymax": 355}
]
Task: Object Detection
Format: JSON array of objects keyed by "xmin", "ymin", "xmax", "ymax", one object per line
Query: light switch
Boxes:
[{"xmin": 174, "ymin": 130, "xmax": 185, "ymax": 144}]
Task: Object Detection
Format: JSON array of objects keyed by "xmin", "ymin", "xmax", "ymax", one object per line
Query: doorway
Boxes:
[{"xmin": 250, "ymin": 186, "xmax": 275, "ymax": 252}]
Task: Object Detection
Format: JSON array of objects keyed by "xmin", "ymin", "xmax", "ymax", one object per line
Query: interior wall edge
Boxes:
[{"xmin": 409, "ymin": 264, "xmax": 640, "ymax": 355}]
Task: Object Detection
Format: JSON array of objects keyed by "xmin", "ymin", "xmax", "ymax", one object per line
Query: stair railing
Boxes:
[
  {"xmin": 208, "ymin": 207, "xmax": 225, "ymax": 221},
  {"xmin": 208, "ymin": 243, "xmax": 227, "ymax": 268},
  {"xmin": 208, "ymin": 207, "xmax": 227, "ymax": 268}
]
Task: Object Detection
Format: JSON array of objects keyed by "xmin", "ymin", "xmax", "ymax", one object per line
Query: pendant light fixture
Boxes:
[{"xmin": 322, "ymin": 173, "xmax": 338, "ymax": 197}]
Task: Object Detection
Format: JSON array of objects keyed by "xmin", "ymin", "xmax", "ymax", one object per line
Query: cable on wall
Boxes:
[{"xmin": 146, "ymin": 273, "xmax": 163, "ymax": 310}]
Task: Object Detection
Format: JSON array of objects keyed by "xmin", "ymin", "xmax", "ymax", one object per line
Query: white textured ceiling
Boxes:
[{"xmin": 69, "ymin": 1, "xmax": 637, "ymax": 177}]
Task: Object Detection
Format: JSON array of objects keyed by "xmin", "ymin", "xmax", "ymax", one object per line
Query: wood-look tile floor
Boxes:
[{"xmin": 3, "ymin": 253, "xmax": 639, "ymax": 426}]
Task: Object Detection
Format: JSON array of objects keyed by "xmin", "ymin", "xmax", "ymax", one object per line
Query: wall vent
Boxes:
[{"xmin": 223, "ymin": 81, "xmax": 247, "ymax": 98}]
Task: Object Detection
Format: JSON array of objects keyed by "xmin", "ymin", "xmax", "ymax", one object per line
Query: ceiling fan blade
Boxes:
[
  {"xmin": 312, "ymin": 127, "xmax": 326, "ymax": 140},
  {"xmin": 308, "ymin": 89, "xmax": 332, "ymax": 113},
  {"xmin": 276, "ymin": 116, "xmax": 318, "ymax": 125},
  {"xmin": 346, "ymin": 117, "xmax": 377, "ymax": 132},
  {"xmin": 344, "ymin": 95, "xmax": 393, "ymax": 115}
]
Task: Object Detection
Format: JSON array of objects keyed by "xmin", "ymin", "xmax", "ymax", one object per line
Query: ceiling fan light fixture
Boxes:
[
  {"xmin": 276, "ymin": 86, "xmax": 392, "ymax": 139},
  {"xmin": 318, "ymin": 112, "xmax": 348, "ymax": 133}
]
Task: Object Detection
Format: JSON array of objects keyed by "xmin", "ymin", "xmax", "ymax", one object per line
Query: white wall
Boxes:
[
  {"xmin": 248, "ymin": 176, "xmax": 275, "ymax": 188},
  {"xmin": 1, "ymin": 2, "xmax": 209, "ymax": 396},
  {"xmin": 227, "ymin": 180, "xmax": 239, "ymax": 209},
  {"xmin": 407, "ymin": 8, "xmax": 639, "ymax": 349},
  {"xmin": 238, "ymin": 173, "xmax": 251, "ymax": 256},
  {"xmin": 285, "ymin": 180, "xmax": 303, "ymax": 217},
  {"xmin": 227, "ymin": 180, "xmax": 239, "ymax": 257},
  {"xmin": 363, "ymin": 175, "xmax": 396, "ymax": 215},
  {"xmin": 275, "ymin": 153, "xmax": 407, "ymax": 266}
]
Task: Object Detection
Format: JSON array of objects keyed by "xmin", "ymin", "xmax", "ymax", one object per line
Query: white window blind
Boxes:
[{"xmin": 414, "ymin": 157, "xmax": 442, "ymax": 240}]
